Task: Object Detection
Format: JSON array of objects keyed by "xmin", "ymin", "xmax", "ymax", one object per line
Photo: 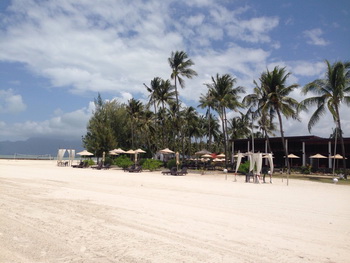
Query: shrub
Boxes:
[
  {"xmin": 300, "ymin": 165, "xmax": 311, "ymax": 174},
  {"xmin": 167, "ymin": 159, "xmax": 178, "ymax": 169},
  {"xmin": 142, "ymin": 159, "xmax": 163, "ymax": 171},
  {"xmin": 238, "ymin": 161, "xmax": 250, "ymax": 174},
  {"xmin": 84, "ymin": 159, "xmax": 95, "ymax": 166},
  {"xmin": 114, "ymin": 155, "xmax": 133, "ymax": 169}
]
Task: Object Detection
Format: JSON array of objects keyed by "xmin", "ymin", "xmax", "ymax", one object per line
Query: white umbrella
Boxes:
[
  {"xmin": 135, "ymin": 148, "xmax": 146, "ymax": 153},
  {"xmin": 202, "ymin": 154, "xmax": 212, "ymax": 158},
  {"xmin": 310, "ymin": 153, "xmax": 327, "ymax": 169},
  {"xmin": 195, "ymin": 149, "xmax": 211, "ymax": 155},
  {"xmin": 310, "ymin": 153, "xmax": 327, "ymax": 159},
  {"xmin": 288, "ymin": 153, "xmax": 300, "ymax": 158},
  {"xmin": 114, "ymin": 148, "xmax": 126, "ymax": 154},
  {"xmin": 159, "ymin": 148, "xmax": 175, "ymax": 154},
  {"xmin": 330, "ymin": 154, "xmax": 347, "ymax": 159},
  {"xmin": 125, "ymin": 149, "xmax": 136, "ymax": 154},
  {"xmin": 287, "ymin": 153, "xmax": 300, "ymax": 167},
  {"xmin": 109, "ymin": 150, "xmax": 119, "ymax": 155},
  {"xmin": 217, "ymin": 153, "xmax": 225, "ymax": 158},
  {"xmin": 77, "ymin": 150, "xmax": 93, "ymax": 156}
]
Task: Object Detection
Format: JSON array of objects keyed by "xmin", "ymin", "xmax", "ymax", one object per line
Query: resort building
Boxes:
[{"xmin": 231, "ymin": 135, "xmax": 350, "ymax": 169}]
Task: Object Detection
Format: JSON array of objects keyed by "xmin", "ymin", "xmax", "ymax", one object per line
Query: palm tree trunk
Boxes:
[
  {"xmin": 335, "ymin": 107, "xmax": 347, "ymax": 179},
  {"xmin": 277, "ymin": 109, "xmax": 290, "ymax": 184},
  {"xmin": 222, "ymin": 107, "xmax": 228, "ymax": 169},
  {"xmin": 208, "ymin": 108, "xmax": 212, "ymax": 151}
]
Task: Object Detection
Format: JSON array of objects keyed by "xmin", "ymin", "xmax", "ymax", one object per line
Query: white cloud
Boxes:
[
  {"xmin": 0, "ymin": 89, "xmax": 27, "ymax": 114},
  {"xmin": 0, "ymin": 105, "xmax": 92, "ymax": 141},
  {"xmin": 303, "ymin": 28, "xmax": 329, "ymax": 46}
]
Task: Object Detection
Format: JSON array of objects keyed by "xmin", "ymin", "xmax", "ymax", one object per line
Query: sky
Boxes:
[{"xmin": 0, "ymin": 0, "xmax": 349, "ymax": 142}]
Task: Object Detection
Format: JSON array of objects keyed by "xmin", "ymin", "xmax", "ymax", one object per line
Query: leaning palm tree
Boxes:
[
  {"xmin": 301, "ymin": 60, "xmax": 350, "ymax": 178},
  {"xmin": 168, "ymin": 50, "xmax": 198, "ymax": 112},
  {"xmin": 259, "ymin": 66, "xmax": 300, "ymax": 181},
  {"xmin": 205, "ymin": 73, "xmax": 245, "ymax": 168}
]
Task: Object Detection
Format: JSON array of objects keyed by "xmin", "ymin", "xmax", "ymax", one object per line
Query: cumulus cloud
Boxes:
[
  {"xmin": 0, "ymin": 105, "xmax": 92, "ymax": 141},
  {"xmin": 303, "ymin": 28, "xmax": 329, "ymax": 46},
  {"xmin": 0, "ymin": 89, "xmax": 26, "ymax": 114}
]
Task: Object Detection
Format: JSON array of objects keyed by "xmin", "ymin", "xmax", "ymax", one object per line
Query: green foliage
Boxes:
[
  {"xmin": 142, "ymin": 159, "xmax": 163, "ymax": 171},
  {"xmin": 84, "ymin": 159, "xmax": 95, "ymax": 166},
  {"xmin": 238, "ymin": 161, "xmax": 250, "ymax": 173},
  {"xmin": 300, "ymin": 165, "xmax": 311, "ymax": 174},
  {"xmin": 167, "ymin": 159, "xmax": 177, "ymax": 169},
  {"xmin": 114, "ymin": 155, "xmax": 133, "ymax": 169}
]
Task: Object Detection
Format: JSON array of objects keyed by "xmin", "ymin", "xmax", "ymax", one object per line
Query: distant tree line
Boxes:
[{"xmin": 83, "ymin": 51, "xmax": 350, "ymax": 177}]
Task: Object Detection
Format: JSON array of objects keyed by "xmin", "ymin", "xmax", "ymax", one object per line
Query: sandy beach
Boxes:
[{"xmin": 0, "ymin": 160, "xmax": 349, "ymax": 263}]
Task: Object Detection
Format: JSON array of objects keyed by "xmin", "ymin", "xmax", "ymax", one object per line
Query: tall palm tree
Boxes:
[
  {"xmin": 259, "ymin": 66, "xmax": 300, "ymax": 180},
  {"xmin": 205, "ymin": 73, "xmax": 245, "ymax": 168},
  {"xmin": 144, "ymin": 77, "xmax": 162, "ymax": 115},
  {"xmin": 198, "ymin": 91, "xmax": 215, "ymax": 151},
  {"xmin": 126, "ymin": 98, "xmax": 144, "ymax": 149},
  {"xmin": 301, "ymin": 60, "xmax": 350, "ymax": 178},
  {"xmin": 243, "ymin": 80, "xmax": 276, "ymax": 153},
  {"xmin": 168, "ymin": 50, "xmax": 198, "ymax": 112},
  {"xmin": 228, "ymin": 112, "xmax": 251, "ymax": 140}
]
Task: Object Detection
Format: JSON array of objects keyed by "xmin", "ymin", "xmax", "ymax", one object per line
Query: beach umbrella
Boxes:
[
  {"xmin": 202, "ymin": 154, "xmax": 212, "ymax": 158},
  {"xmin": 135, "ymin": 148, "xmax": 146, "ymax": 153},
  {"xmin": 109, "ymin": 150, "xmax": 119, "ymax": 155},
  {"xmin": 330, "ymin": 154, "xmax": 347, "ymax": 159},
  {"xmin": 330, "ymin": 154, "xmax": 347, "ymax": 170},
  {"xmin": 310, "ymin": 153, "xmax": 327, "ymax": 169},
  {"xmin": 114, "ymin": 148, "xmax": 126, "ymax": 154},
  {"xmin": 77, "ymin": 150, "xmax": 93, "ymax": 156},
  {"xmin": 310, "ymin": 153, "xmax": 327, "ymax": 159},
  {"xmin": 159, "ymin": 148, "xmax": 175, "ymax": 154},
  {"xmin": 125, "ymin": 149, "xmax": 136, "ymax": 154},
  {"xmin": 287, "ymin": 153, "xmax": 300, "ymax": 167},
  {"xmin": 195, "ymin": 149, "xmax": 211, "ymax": 155},
  {"xmin": 216, "ymin": 153, "xmax": 225, "ymax": 158},
  {"xmin": 288, "ymin": 153, "xmax": 300, "ymax": 158}
]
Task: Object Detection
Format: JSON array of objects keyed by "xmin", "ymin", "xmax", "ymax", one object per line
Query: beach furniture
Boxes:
[{"xmin": 176, "ymin": 167, "xmax": 188, "ymax": 176}]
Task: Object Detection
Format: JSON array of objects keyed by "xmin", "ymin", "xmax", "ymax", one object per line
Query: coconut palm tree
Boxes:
[
  {"xmin": 126, "ymin": 98, "xmax": 144, "ymax": 149},
  {"xmin": 144, "ymin": 77, "xmax": 162, "ymax": 115},
  {"xmin": 168, "ymin": 50, "xmax": 198, "ymax": 112},
  {"xmin": 243, "ymin": 80, "xmax": 277, "ymax": 153},
  {"xmin": 259, "ymin": 66, "xmax": 300, "ymax": 180},
  {"xmin": 198, "ymin": 91, "xmax": 215, "ymax": 151},
  {"xmin": 205, "ymin": 73, "xmax": 245, "ymax": 168},
  {"xmin": 301, "ymin": 60, "xmax": 350, "ymax": 178}
]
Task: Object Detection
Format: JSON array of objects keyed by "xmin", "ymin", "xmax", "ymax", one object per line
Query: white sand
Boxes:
[{"xmin": 1, "ymin": 160, "xmax": 349, "ymax": 263}]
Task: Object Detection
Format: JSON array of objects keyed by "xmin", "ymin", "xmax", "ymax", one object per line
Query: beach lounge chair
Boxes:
[
  {"xmin": 129, "ymin": 165, "xmax": 142, "ymax": 173},
  {"xmin": 176, "ymin": 167, "xmax": 188, "ymax": 176},
  {"xmin": 72, "ymin": 161, "xmax": 84, "ymax": 168},
  {"xmin": 91, "ymin": 162, "xmax": 103, "ymax": 170},
  {"xmin": 162, "ymin": 167, "xmax": 176, "ymax": 175}
]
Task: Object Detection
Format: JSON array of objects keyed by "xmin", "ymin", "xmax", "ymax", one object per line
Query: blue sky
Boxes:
[{"xmin": 0, "ymin": 0, "xmax": 349, "ymax": 141}]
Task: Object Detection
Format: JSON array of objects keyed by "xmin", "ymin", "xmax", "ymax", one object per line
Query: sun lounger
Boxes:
[
  {"xmin": 162, "ymin": 167, "xmax": 176, "ymax": 175},
  {"xmin": 176, "ymin": 167, "xmax": 188, "ymax": 176}
]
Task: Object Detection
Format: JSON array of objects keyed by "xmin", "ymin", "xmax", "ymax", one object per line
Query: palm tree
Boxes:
[
  {"xmin": 301, "ymin": 60, "xmax": 350, "ymax": 178},
  {"xmin": 144, "ymin": 77, "xmax": 162, "ymax": 115},
  {"xmin": 228, "ymin": 112, "xmax": 251, "ymax": 140},
  {"xmin": 198, "ymin": 91, "xmax": 215, "ymax": 151},
  {"xmin": 126, "ymin": 98, "xmax": 144, "ymax": 149},
  {"xmin": 259, "ymin": 66, "xmax": 300, "ymax": 181},
  {"xmin": 243, "ymin": 80, "xmax": 277, "ymax": 153},
  {"xmin": 205, "ymin": 73, "xmax": 245, "ymax": 168},
  {"xmin": 168, "ymin": 50, "xmax": 198, "ymax": 112}
]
